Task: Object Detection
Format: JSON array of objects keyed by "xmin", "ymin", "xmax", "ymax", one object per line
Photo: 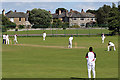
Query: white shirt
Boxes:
[
  {"xmin": 14, "ymin": 35, "xmax": 17, "ymax": 40},
  {"xmin": 6, "ymin": 35, "xmax": 9, "ymax": 40},
  {"xmin": 86, "ymin": 52, "xmax": 96, "ymax": 64},
  {"xmin": 109, "ymin": 42, "xmax": 114, "ymax": 46},
  {"xmin": 69, "ymin": 37, "xmax": 73, "ymax": 43},
  {"xmin": 43, "ymin": 33, "xmax": 46, "ymax": 37},
  {"xmin": 101, "ymin": 35, "xmax": 105, "ymax": 40},
  {"xmin": 3, "ymin": 35, "xmax": 6, "ymax": 39}
]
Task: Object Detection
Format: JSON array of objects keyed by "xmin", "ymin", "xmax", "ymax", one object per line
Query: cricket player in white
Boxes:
[
  {"xmin": 101, "ymin": 33, "xmax": 105, "ymax": 43},
  {"xmin": 85, "ymin": 47, "xmax": 96, "ymax": 78},
  {"xmin": 43, "ymin": 31, "xmax": 46, "ymax": 40},
  {"xmin": 108, "ymin": 41, "xmax": 116, "ymax": 51},
  {"xmin": 14, "ymin": 34, "xmax": 18, "ymax": 44},
  {"xmin": 6, "ymin": 34, "xmax": 9, "ymax": 44},
  {"xmin": 68, "ymin": 35, "xmax": 73, "ymax": 48},
  {"xmin": 3, "ymin": 34, "xmax": 6, "ymax": 44}
]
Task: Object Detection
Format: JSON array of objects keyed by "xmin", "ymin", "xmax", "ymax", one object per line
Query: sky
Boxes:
[
  {"xmin": 0, "ymin": 0, "xmax": 119, "ymax": 14},
  {"xmin": 1, "ymin": 0, "xmax": 119, "ymax": 2}
]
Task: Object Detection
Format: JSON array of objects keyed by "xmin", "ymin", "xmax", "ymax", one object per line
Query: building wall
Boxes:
[
  {"xmin": 9, "ymin": 17, "xmax": 26, "ymax": 25},
  {"xmin": 69, "ymin": 17, "xmax": 96, "ymax": 27}
]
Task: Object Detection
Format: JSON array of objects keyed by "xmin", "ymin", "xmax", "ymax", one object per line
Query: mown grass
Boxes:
[
  {"xmin": 2, "ymin": 36, "xmax": 118, "ymax": 78},
  {"xmin": 3, "ymin": 29, "xmax": 110, "ymax": 35}
]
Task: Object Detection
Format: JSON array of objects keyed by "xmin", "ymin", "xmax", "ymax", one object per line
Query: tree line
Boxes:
[
  {"xmin": 1, "ymin": 3, "xmax": 120, "ymax": 34},
  {"xmin": 86, "ymin": 3, "xmax": 120, "ymax": 34}
]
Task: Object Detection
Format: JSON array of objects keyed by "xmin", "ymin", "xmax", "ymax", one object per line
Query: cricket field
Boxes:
[{"xmin": 2, "ymin": 36, "xmax": 118, "ymax": 78}]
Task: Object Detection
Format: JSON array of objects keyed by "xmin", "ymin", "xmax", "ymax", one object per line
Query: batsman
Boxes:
[{"xmin": 68, "ymin": 35, "xmax": 73, "ymax": 48}]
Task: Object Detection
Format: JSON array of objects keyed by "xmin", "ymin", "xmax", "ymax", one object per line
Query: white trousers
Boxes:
[
  {"xmin": 68, "ymin": 42, "xmax": 72, "ymax": 48},
  {"xmin": 102, "ymin": 39, "xmax": 104, "ymax": 43},
  {"xmin": 14, "ymin": 39, "xmax": 18, "ymax": 44},
  {"xmin": 43, "ymin": 36, "xmax": 46, "ymax": 40},
  {"xmin": 6, "ymin": 39, "xmax": 9, "ymax": 44},
  {"xmin": 87, "ymin": 62, "xmax": 95, "ymax": 78},
  {"xmin": 108, "ymin": 45, "xmax": 116, "ymax": 51}
]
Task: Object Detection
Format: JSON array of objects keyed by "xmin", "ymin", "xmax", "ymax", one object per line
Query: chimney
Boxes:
[
  {"xmin": 26, "ymin": 10, "xmax": 30, "ymax": 15},
  {"xmin": 81, "ymin": 9, "xmax": 84, "ymax": 13},
  {"xmin": 70, "ymin": 9, "xmax": 72, "ymax": 12},
  {"xmin": 49, "ymin": 11, "xmax": 51, "ymax": 14},
  {"xmin": 58, "ymin": 9, "xmax": 61, "ymax": 15},
  {"xmin": 15, "ymin": 10, "xmax": 17, "ymax": 12},
  {"xmin": 2, "ymin": 9, "xmax": 5, "ymax": 16}
]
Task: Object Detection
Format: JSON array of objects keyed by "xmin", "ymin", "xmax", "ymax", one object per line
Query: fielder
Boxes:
[
  {"xmin": 43, "ymin": 31, "xmax": 46, "ymax": 40},
  {"xmin": 108, "ymin": 41, "xmax": 116, "ymax": 51},
  {"xmin": 101, "ymin": 33, "xmax": 105, "ymax": 43},
  {"xmin": 68, "ymin": 35, "xmax": 73, "ymax": 48},
  {"xmin": 14, "ymin": 34, "xmax": 18, "ymax": 44},
  {"xmin": 2, "ymin": 34, "xmax": 6, "ymax": 44},
  {"xmin": 6, "ymin": 34, "xmax": 9, "ymax": 44},
  {"xmin": 85, "ymin": 47, "xmax": 96, "ymax": 78}
]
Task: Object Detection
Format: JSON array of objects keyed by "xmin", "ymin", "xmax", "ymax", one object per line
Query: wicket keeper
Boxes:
[{"xmin": 108, "ymin": 41, "xmax": 116, "ymax": 51}]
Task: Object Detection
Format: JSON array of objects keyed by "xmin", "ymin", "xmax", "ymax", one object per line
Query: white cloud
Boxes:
[
  {"xmin": 73, "ymin": 3, "xmax": 97, "ymax": 12},
  {"xmin": 1, "ymin": 0, "xmax": 119, "ymax": 2},
  {"xmin": 1, "ymin": 1, "xmax": 118, "ymax": 14}
]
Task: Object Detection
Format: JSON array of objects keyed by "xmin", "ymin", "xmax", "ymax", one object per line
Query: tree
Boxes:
[
  {"xmin": 86, "ymin": 9, "xmax": 97, "ymax": 14},
  {"xmin": 118, "ymin": 5, "xmax": 120, "ymax": 11},
  {"xmin": 107, "ymin": 3, "xmax": 120, "ymax": 34},
  {"xmin": 96, "ymin": 5, "xmax": 111, "ymax": 27},
  {"xmin": 29, "ymin": 8, "xmax": 52, "ymax": 28},
  {"xmin": 55, "ymin": 8, "xmax": 67, "ymax": 14},
  {"xmin": 0, "ymin": 14, "xmax": 16, "ymax": 32},
  {"xmin": 52, "ymin": 19, "xmax": 62, "ymax": 28}
]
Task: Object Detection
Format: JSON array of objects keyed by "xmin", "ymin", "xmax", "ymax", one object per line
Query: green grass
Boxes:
[
  {"xmin": 2, "ymin": 36, "xmax": 118, "ymax": 78},
  {"xmin": 3, "ymin": 29, "xmax": 110, "ymax": 35}
]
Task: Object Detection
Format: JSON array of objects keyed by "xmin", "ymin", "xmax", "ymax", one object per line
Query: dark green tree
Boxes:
[
  {"xmin": 107, "ymin": 3, "xmax": 120, "ymax": 34},
  {"xmin": 52, "ymin": 19, "xmax": 62, "ymax": 28},
  {"xmin": 0, "ymin": 14, "xmax": 16, "ymax": 32},
  {"xmin": 55, "ymin": 8, "xmax": 67, "ymax": 14},
  {"xmin": 96, "ymin": 5, "xmax": 111, "ymax": 27},
  {"xmin": 118, "ymin": 5, "xmax": 120, "ymax": 11},
  {"xmin": 29, "ymin": 8, "xmax": 52, "ymax": 28},
  {"xmin": 86, "ymin": 9, "xmax": 97, "ymax": 14}
]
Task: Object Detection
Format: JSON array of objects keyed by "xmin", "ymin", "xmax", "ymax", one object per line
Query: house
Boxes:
[
  {"xmin": 52, "ymin": 9, "xmax": 96, "ymax": 27},
  {"xmin": 2, "ymin": 9, "xmax": 31, "ymax": 28}
]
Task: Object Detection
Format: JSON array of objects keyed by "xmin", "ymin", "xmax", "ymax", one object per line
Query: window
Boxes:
[
  {"xmin": 10, "ymin": 18, "xmax": 14, "ymax": 22},
  {"xmin": 73, "ymin": 23, "xmax": 77, "ymax": 25},
  {"xmin": 25, "ymin": 18, "xmax": 28, "ymax": 21},
  {"xmin": 91, "ymin": 18, "xmax": 93, "ymax": 20},
  {"xmin": 80, "ymin": 18, "xmax": 84, "ymax": 20},
  {"xmin": 73, "ymin": 18, "xmax": 76, "ymax": 20},
  {"xmin": 80, "ymin": 23, "xmax": 85, "ymax": 26},
  {"xmin": 19, "ymin": 18, "xmax": 21, "ymax": 21}
]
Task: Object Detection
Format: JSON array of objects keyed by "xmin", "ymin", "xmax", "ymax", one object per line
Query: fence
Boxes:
[{"xmin": 5, "ymin": 27, "xmax": 111, "ymax": 37}]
